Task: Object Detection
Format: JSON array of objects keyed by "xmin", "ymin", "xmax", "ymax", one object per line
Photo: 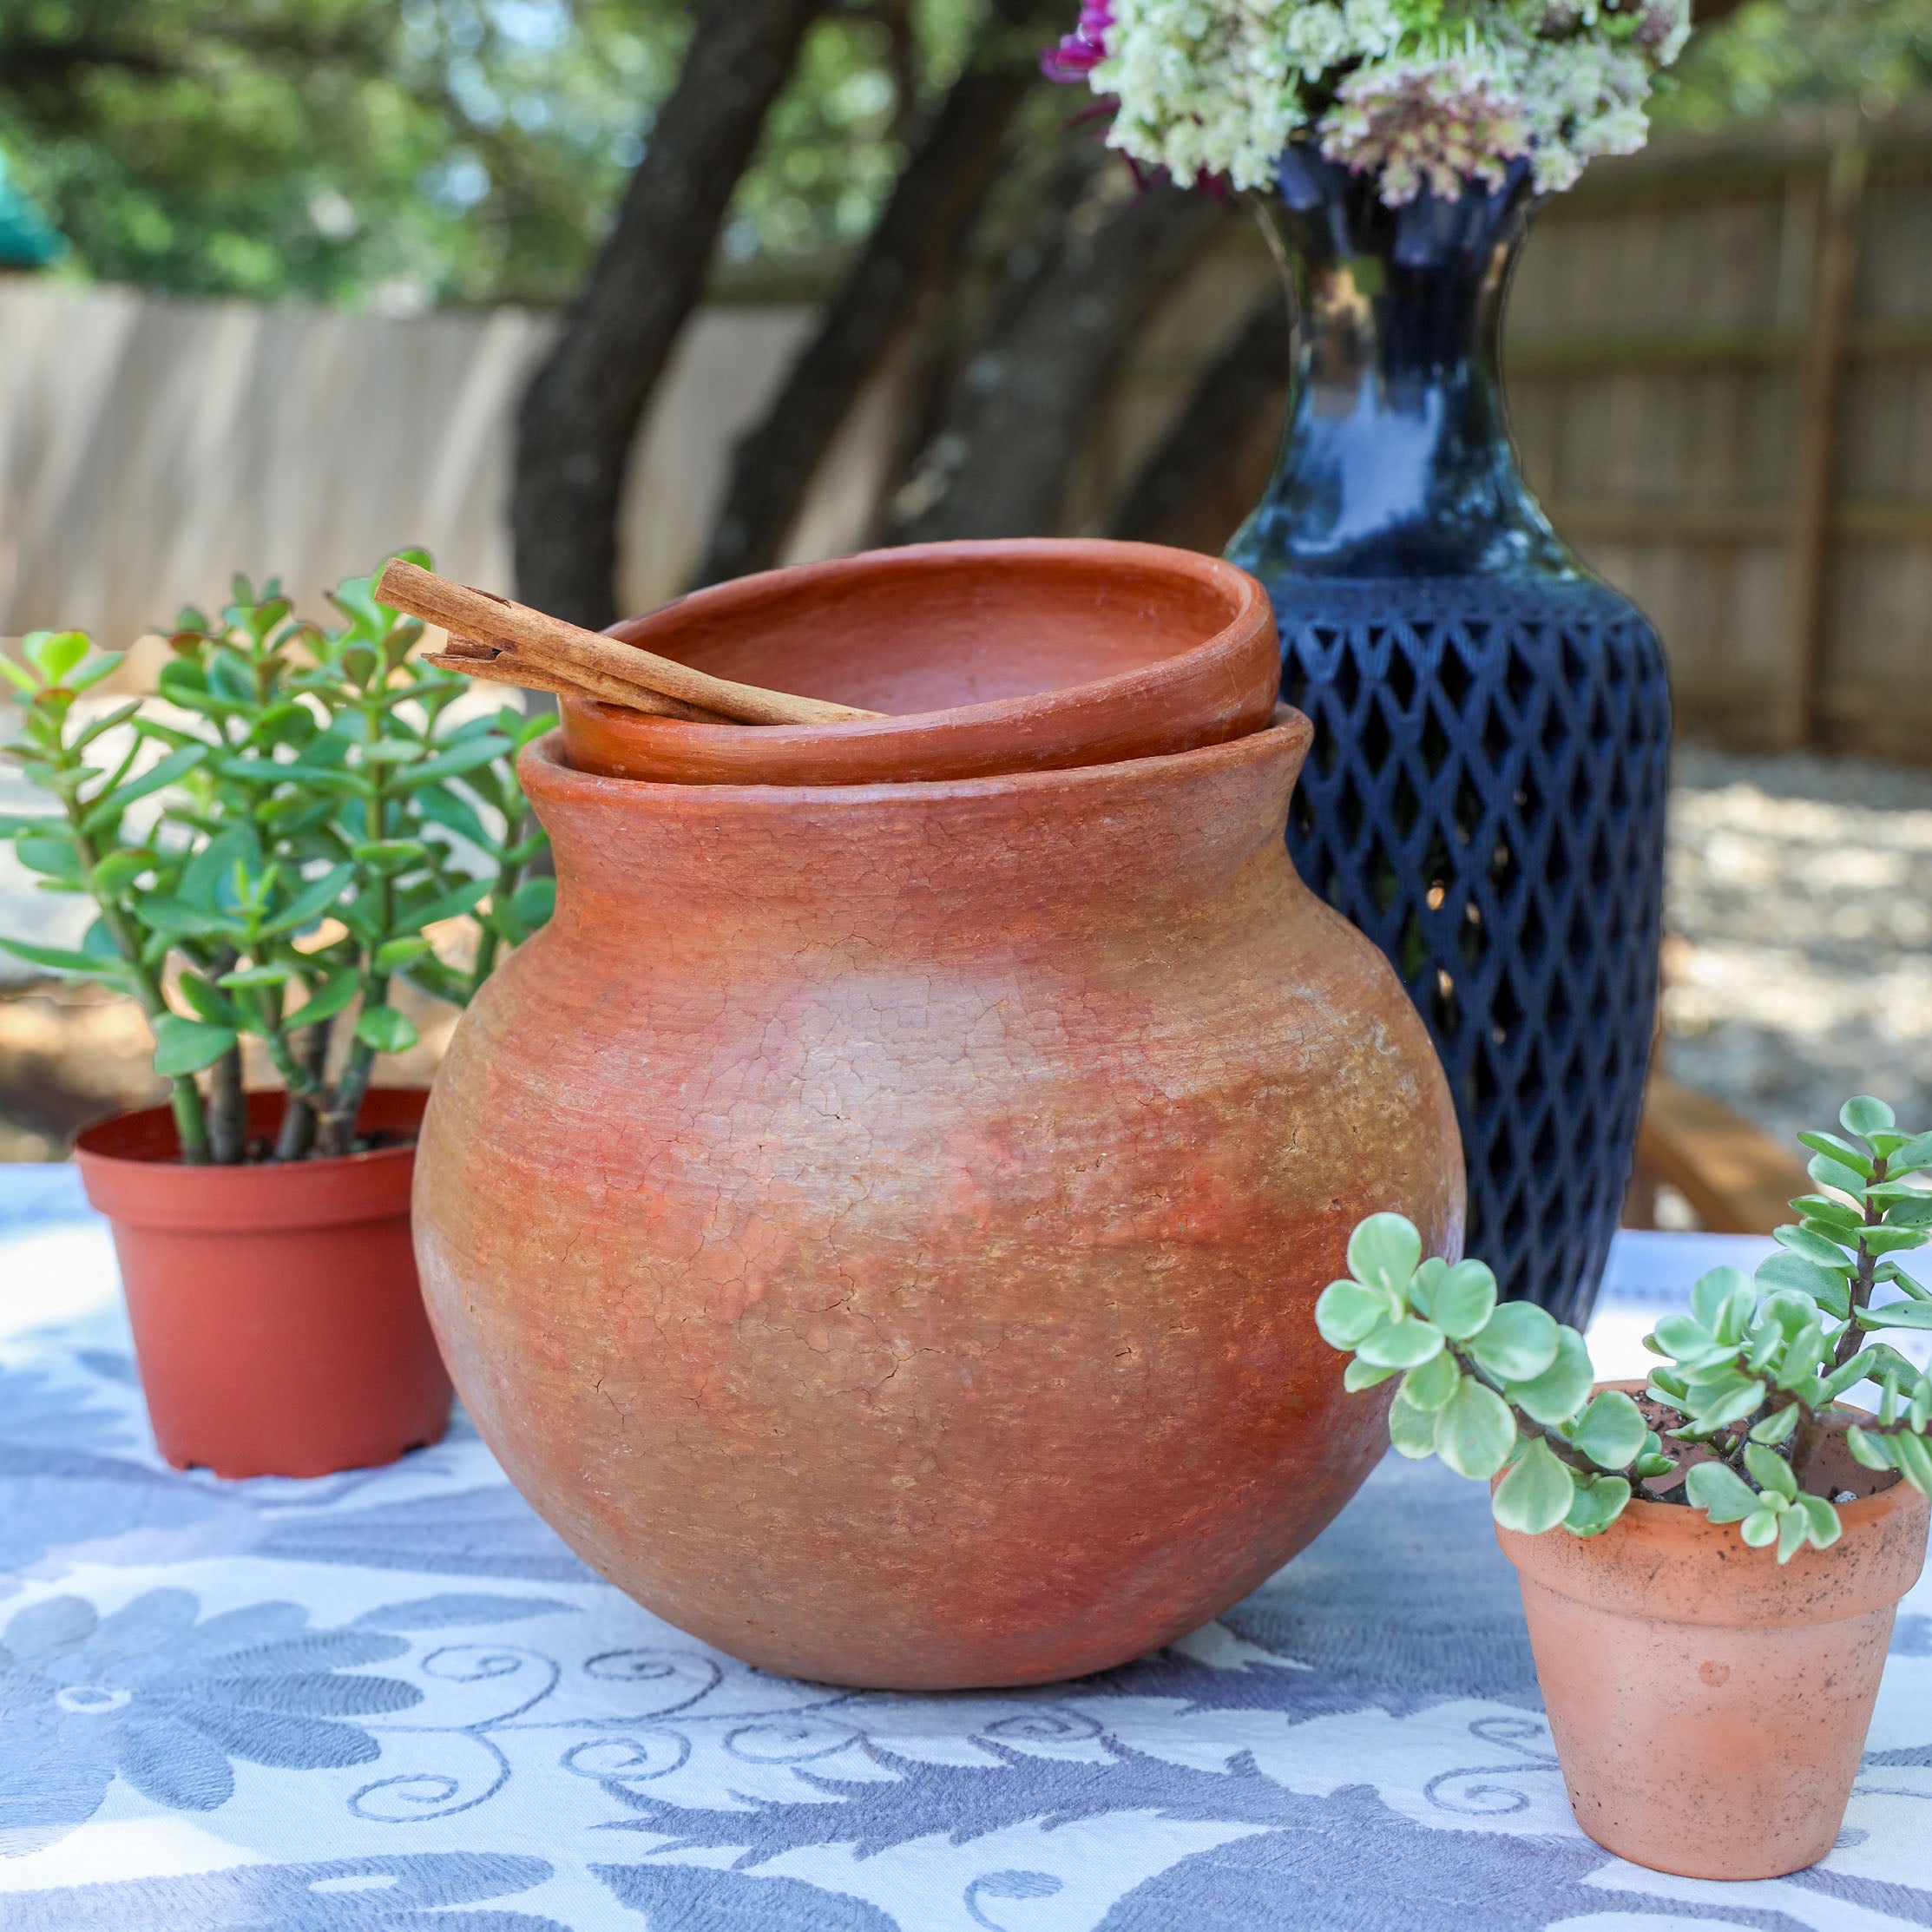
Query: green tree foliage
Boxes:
[
  {"xmin": 0, "ymin": 0, "xmax": 982, "ymax": 305},
  {"xmin": 1663, "ymin": 0, "xmax": 1932, "ymax": 128}
]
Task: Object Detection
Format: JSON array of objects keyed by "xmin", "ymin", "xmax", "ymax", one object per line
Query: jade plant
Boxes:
[
  {"xmin": 1318, "ymin": 1097, "xmax": 1932, "ymax": 1560},
  {"xmin": 0, "ymin": 555, "xmax": 552, "ymax": 1164}
]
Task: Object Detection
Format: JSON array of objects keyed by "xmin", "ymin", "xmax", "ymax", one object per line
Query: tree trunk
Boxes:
[
  {"xmin": 693, "ymin": 0, "xmax": 1052, "ymax": 589},
  {"xmin": 1111, "ymin": 287, "xmax": 1288, "ymax": 553},
  {"xmin": 511, "ymin": 0, "xmax": 825, "ymax": 628},
  {"xmin": 887, "ymin": 179, "xmax": 1230, "ymax": 544}
]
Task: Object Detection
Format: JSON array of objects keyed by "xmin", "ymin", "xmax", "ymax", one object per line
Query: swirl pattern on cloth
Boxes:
[{"xmin": 0, "ymin": 1177, "xmax": 1926, "ymax": 1929}]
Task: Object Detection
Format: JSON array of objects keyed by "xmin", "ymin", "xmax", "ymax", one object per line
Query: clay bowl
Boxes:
[{"xmin": 559, "ymin": 538, "xmax": 1279, "ymax": 786}]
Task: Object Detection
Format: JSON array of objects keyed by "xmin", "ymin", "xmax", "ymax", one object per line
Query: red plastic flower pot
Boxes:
[{"xmin": 74, "ymin": 1088, "xmax": 451, "ymax": 1479}]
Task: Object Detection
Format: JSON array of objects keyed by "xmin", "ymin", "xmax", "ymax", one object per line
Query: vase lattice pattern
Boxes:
[{"xmin": 1279, "ymin": 577, "xmax": 1672, "ymax": 1325}]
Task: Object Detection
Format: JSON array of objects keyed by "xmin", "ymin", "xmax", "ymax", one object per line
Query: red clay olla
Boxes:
[
  {"xmin": 1499, "ymin": 1391, "xmax": 1931, "ymax": 1881},
  {"xmin": 76, "ymin": 1088, "xmax": 452, "ymax": 1480},
  {"xmin": 561, "ymin": 538, "xmax": 1280, "ymax": 786},
  {"xmin": 415, "ymin": 713, "xmax": 1465, "ymax": 1689}
]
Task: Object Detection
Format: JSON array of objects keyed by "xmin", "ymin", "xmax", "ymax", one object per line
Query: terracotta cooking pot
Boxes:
[
  {"xmin": 415, "ymin": 715, "xmax": 1464, "ymax": 1689},
  {"xmin": 76, "ymin": 1088, "xmax": 451, "ymax": 1479},
  {"xmin": 561, "ymin": 539, "xmax": 1280, "ymax": 786},
  {"xmin": 1499, "ymin": 1387, "xmax": 1931, "ymax": 1881}
]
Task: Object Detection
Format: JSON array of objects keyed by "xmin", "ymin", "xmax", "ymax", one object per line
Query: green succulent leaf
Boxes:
[
  {"xmin": 23, "ymin": 629, "xmax": 90, "ymax": 684},
  {"xmin": 1776, "ymin": 1505, "xmax": 1812, "ymax": 1563},
  {"xmin": 1807, "ymin": 1153, "xmax": 1869, "ymax": 1201},
  {"xmin": 1491, "ymin": 1440, "xmax": 1576, "ymax": 1534},
  {"xmin": 1316, "ymin": 1278, "xmax": 1390, "ymax": 1350},
  {"xmin": 1651, "ymin": 1312, "xmax": 1722, "ymax": 1361},
  {"xmin": 1691, "ymin": 1267, "xmax": 1758, "ymax": 1340},
  {"xmin": 16, "ymin": 837, "xmax": 83, "ymax": 881},
  {"xmin": 373, "ymin": 936, "xmax": 434, "ymax": 974},
  {"xmin": 1774, "ymin": 1225, "xmax": 1855, "ymax": 1271},
  {"xmin": 1845, "ymin": 1425, "xmax": 1895, "ymax": 1471},
  {"xmin": 1400, "ymin": 1349, "xmax": 1462, "ymax": 1413},
  {"xmin": 1343, "ymin": 1356, "xmax": 1401, "ymax": 1391},
  {"xmin": 1406, "ymin": 1256, "xmax": 1447, "ymax": 1318},
  {"xmin": 1797, "ymin": 1131, "xmax": 1872, "ymax": 1178},
  {"xmin": 0, "ymin": 936, "xmax": 113, "ymax": 981},
  {"xmin": 1749, "ymin": 1403, "xmax": 1799, "ymax": 1444},
  {"xmin": 1429, "ymin": 1260, "xmax": 1498, "ymax": 1340},
  {"xmin": 1889, "ymin": 1133, "xmax": 1932, "ymax": 1175},
  {"xmin": 289, "ymin": 968, "xmax": 362, "ymax": 1028},
  {"xmin": 1569, "ymin": 1390, "xmax": 1647, "ymax": 1471},
  {"xmin": 1685, "ymin": 1460, "xmax": 1762, "ymax": 1523},
  {"xmin": 1466, "ymin": 1301, "xmax": 1561, "ymax": 1383},
  {"xmin": 1686, "ymin": 1376, "xmax": 1768, "ymax": 1431},
  {"xmin": 1740, "ymin": 1508, "xmax": 1781, "ymax": 1548},
  {"xmin": 1860, "ymin": 1226, "xmax": 1929, "ymax": 1258},
  {"xmin": 1896, "ymin": 1429, "xmax": 1932, "ymax": 1495},
  {"xmin": 510, "ymin": 875, "xmax": 555, "ymax": 931},
  {"xmin": 1856, "ymin": 1302, "xmax": 1932, "ymax": 1332},
  {"xmin": 391, "ymin": 735, "xmax": 516, "ymax": 791},
  {"xmin": 1387, "ymin": 1393, "xmax": 1439, "ymax": 1460},
  {"xmin": 1504, "ymin": 1328, "xmax": 1595, "ymax": 1427},
  {"xmin": 1842, "ymin": 1096, "xmax": 1896, "ymax": 1142},
  {"xmin": 1796, "ymin": 1492, "xmax": 1843, "ymax": 1551},
  {"xmin": 1356, "ymin": 1318, "xmax": 1444, "ymax": 1370},
  {"xmin": 1754, "ymin": 1249, "xmax": 1852, "ymax": 1318},
  {"xmin": 1742, "ymin": 1442, "xmax": 1797, "ymax": 1500},
  {"xmin": 1564, "ymin": 1473, "xmax": 1633, "ymax": 1537},
  {"xmin": 1435, "ymin": 1377, "xmax": 1517, "ymax": 1481},
  {"xmin": 152, "ymin": 1014, "xmax": 239, "ymax": 1077},
  {"xmin": 353, "ymin": 1005, "xmax": 419, "ymax": 1056},
  {"xmin": 259, "ymin": 863, "xmax": 357, "ymax": 937},
  {"xmin": 1790, "ymin": 1193, "xmax": 1865, "ymax": 1232},
  {"xmin": 1347, "ymin": 1214, "xmax": 1422, "ymax": 1300}
]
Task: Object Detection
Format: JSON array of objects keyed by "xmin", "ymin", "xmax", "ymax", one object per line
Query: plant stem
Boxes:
[
  {"xmin": 57, "ymin": 773, "xmax": 210, "ymax": 1162},
  {"xmin": 208, "ymin": 1046, "xmax": 248, "ymax": 1163},
  {"xmin": 321, "ymin": 986, "xmax": 385, "ymax": 1155},
  {"xmin": 1833, "ymin": 1153, "xmax": 1889, "ymax": 1370},
  {"xmin": 317, "ymin": 708, "xmax": 392, "ymax": 1159}
]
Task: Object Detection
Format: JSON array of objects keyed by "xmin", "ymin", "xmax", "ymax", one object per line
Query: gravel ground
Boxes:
[
  {"xmin": 1661, "ymin": 746, "xmax": 1932, "ymax": 1148},
  {"xmin": 3, "ymin": 709, "xmax": 1928, "ymax": 1159}
]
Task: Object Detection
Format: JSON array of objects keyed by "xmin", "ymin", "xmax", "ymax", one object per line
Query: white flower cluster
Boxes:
[{"xmin": 1081, "ymin": 0, "xmax": 1691, "ymax": 203}]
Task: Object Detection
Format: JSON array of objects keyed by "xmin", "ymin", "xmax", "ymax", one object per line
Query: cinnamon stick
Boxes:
[
  {"xmin": 378, "ymin": 558, "xmax": 881, "ymax": 727},
  {"xmin": 421, "ymin": 650, "xmax": 724, "ymax": 720}
]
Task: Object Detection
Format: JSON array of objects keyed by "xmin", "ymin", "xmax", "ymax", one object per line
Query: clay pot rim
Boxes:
[
  {"xmin": 75, "ymin": 1088, "xmax": 428, "ymax": 1233},
  {"xmin": 1597, "ymin": 1375, "xmax": 1910, "ymax": 1533},
  {"xmin": 1497, "ymin": 1378, "xmax": 1931, "ymax": 1627},
  {"xmin": 535, "ymin": 704, "xmax": 1314, "ymax": 807},
  {"xmin": 596, "ymin": 537, "xmax": 1273, "ymax": 741}
]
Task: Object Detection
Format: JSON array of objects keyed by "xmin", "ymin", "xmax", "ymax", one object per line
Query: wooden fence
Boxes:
[
  {"xmin": 0, "ymin": 284, "xmax": 898, "ymax": 653},
  {"xmin": 1508, "ymin": 104, "xmax": 1932, "ymax": 764}
]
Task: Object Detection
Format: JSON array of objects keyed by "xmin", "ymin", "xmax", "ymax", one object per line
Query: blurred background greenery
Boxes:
[{"xmin": 3, "ymin": 0, "xmax": 1924, "ymax": 311}]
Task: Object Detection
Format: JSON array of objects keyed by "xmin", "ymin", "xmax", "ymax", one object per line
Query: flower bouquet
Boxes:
[{"xmin": 1046, "ymin": 0, "xmax": 1692, "ymax": 203}]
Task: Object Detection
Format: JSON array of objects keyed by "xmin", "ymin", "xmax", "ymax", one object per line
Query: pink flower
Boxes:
[{"xmin": 1042, "ymin": 2, "xmax": 1112, "ymax": 83}]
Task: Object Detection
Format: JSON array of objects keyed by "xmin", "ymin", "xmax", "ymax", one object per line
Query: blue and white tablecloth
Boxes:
[{"xmin": 1, "ymin": 1170, "xmax": 1927, "ymax": 1930}]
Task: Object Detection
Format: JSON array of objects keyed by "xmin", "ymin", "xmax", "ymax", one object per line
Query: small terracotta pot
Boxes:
[
  {"xmin": 1497, "ymin": 1396, "xmax": 1931, "ymax": 1880},
  {"xmin": 417, "ymin": 713, "xmax": 1465, "ymax": 1689},
  {"xmin": 75, "ymin": 1089, "xmax": 451, "ymax": 1480},
  {"xmin": 562, "ymin": 539, "xmax": 1280, "ymax": 786}
]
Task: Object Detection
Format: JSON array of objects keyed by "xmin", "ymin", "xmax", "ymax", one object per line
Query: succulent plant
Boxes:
[
  {"xmin": 0, "ymin": 555, "xmax": 549, "ymax": 1164},
  {"xmin": 1318, "ymin": 1097, "xmax": 1932, "ymax": 1560}
]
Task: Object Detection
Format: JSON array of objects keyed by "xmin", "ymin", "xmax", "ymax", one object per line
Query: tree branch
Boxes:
[
  {"xmin": 693, "ymin": 0, "xmax": 1053, "ymax": 588},
  {"xmin": 888, "ymin": 175, "xmax": 1230, "ymax": 543},
  {"xmin": 511, "ymin": 0, "xmax": 828, "ymax": 629}
]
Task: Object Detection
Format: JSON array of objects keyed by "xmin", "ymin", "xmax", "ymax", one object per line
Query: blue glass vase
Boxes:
[{"xmin": 1227, "ymin": 150, "xmax": 1672, "ymax": 1327}]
